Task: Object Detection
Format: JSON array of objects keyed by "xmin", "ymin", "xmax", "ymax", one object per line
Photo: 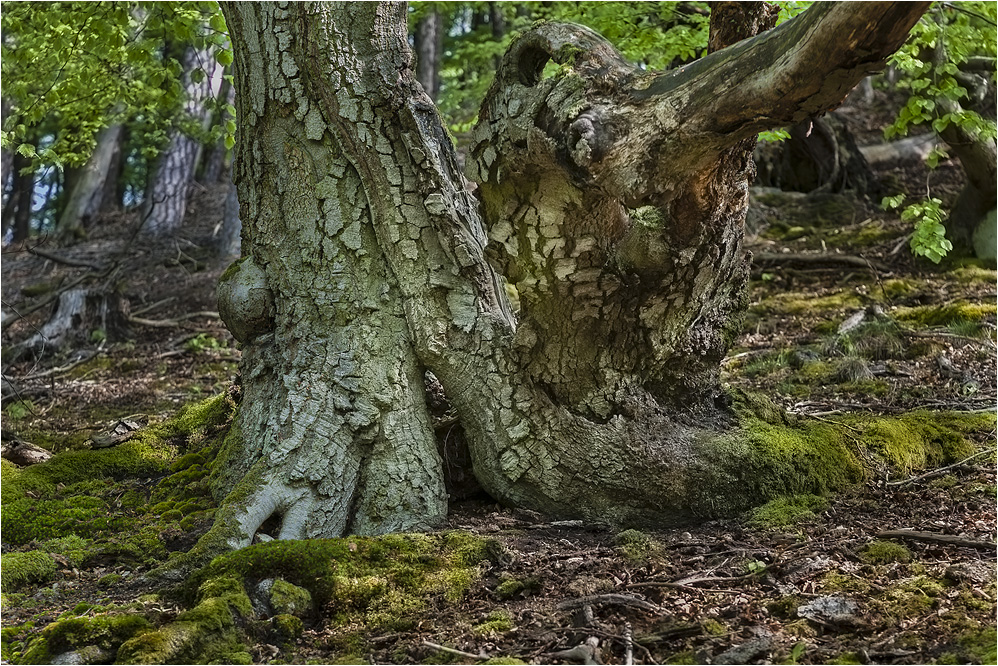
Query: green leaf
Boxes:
[
  {"xmin": 216, "ymin": 49, "xmax": 233, "ymax": 66},
  {"xmin": 209, "ymin": 12, "xmax": 227, "ymax": 33}
]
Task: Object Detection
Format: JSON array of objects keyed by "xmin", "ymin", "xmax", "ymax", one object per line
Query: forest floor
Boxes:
[{"xmin": 1, "ymin": 101, "xmax": 996, "ymax": 664}]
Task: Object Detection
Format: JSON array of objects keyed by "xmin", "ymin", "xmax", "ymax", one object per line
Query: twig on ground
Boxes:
[
  {"xmin": 886, "ymin": 449, "xmax": 994, "ymax": 486},
  {"xmin": 421, "ymin": 641, "xmax": 485, "ymax": 662},
  {"xmin": 877, "ymin": 530, "xmax": 996, "ymax": 550},
  {"xmin": 625, "ymin": 581, "xmax": 747, "ymax": 595},
  {"xmin": 557, "ymin": 593, "xmax": 660, "ymax": 612},
  {"xmin": 129, "ymin": 311, "xmax": 220, "ymax": 328},
  {"xmin": 623, "ymin": 621, "xmax": 633, "ymax": 666},
  {"xmin": 130, "ymin": 297, "xmax": 177, "ymax": 317}
]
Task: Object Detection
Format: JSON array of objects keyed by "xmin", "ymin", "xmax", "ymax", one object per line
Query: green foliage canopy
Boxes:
[{"xmin": 0, "ymin": 1, "xmax": 232, "ymax": 170}]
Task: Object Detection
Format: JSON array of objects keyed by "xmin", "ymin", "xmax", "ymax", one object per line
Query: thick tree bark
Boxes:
[
  {"xmin": 200, "ymin": 1, "xmax": 929, "ymax": 559},
  {"xmin": 57, "ymin": 124, "xmax": 124, "ymax": 240},
  {"xmin": 140, "ymin": 47, "xmax": 224, "ymax": 236}
]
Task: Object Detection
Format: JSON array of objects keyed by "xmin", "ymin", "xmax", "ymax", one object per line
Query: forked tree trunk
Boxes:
[
  {"xmin": 141, "ymin": 47, "xmax": 224, "ymax": 236},
  {"xmin": 57, "ymin": 124, "xmax": 124, "ymax": 239},
  {"xmin": 198, "ymin": 1, "xmax": 928, "ymax": 561}
]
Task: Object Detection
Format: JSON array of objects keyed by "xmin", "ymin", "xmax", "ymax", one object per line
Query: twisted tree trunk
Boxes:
[{"xmin": 193, "ymin": 1, "xmax": 928, "ymax": 563}]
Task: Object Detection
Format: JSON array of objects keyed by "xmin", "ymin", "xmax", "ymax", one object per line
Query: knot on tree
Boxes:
[{"xmin": 217, "ymin": 256, "xmax": 275, "ymax": 343}]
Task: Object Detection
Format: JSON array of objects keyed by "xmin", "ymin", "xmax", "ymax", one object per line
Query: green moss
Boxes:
[
  {"xmin": 271, "ymin": 578, "xmax": 312, "ymax": 616},
  {"xmin": 119, "ymin": 576, "xmax": 253, "ymax": 665},
  {"xmin": 473, "ymin": 610, "xmax": 514, "ymax": 636},
  {"xmin": 860, "ymin": 540, "xmax": 912, "ymax": 564},
  {"xmin": 19, "ymin": 614, "xmax": 152, "ymax": 665},
  {"xmin": 614, "ymin": 528, "xmax": 658, "ymax": 561},
  {"xmin": 97, "ymin": 573, "xmax": 123, "ymax": 587},
  {"xmin": 482, "ymin": 658, "xmax": 527, "ymax": 665},
  {"xmin": 748, "ymin": 494, "xmax": 827, "ymax": 528},
  {"xmin": 495, "ymin": 576, "xmax": 541, "ymax": 600},
  {"xmin": 1, "ymin": 551, "xmax": 57, "ymax": 592},
  {"xmin": 895, "ymin": 301, "xmax": 997, "ymax": 327},
  {"xmin": 272, "ymin": 613, "xmax": 303, "ymax": 642},
  {"xmin": 664, "ymin": 650, "xmax": 697, "ymax": 665},
  {"xmin": 879, "ymin": 576, "xmax": 946, "ymax": 620},
  {"xmin": 949, "ymin": 627, "xmax": 998, "ymax": 664},
  {"xmin": 750, "ymin": 290, "xmax": 863, "ymax": 317},
  {"xmin": 948, "ymin": 264, "xmax": 998, "ymax": 284},
  {"xmin": 854, "ymin": 411, "xmax": 981, "ymax": 474},
  {"xmin": 827, "ymin": 652, "xmax": 863, "ymax": 664},
  {"xmin": 188, "ymin": 532, "xmax": 495, "ymax": 632},
  {"xmin": 702, "ymin": 619, "xmax": 726, "ymax": 636},
  {"xmin": 41, "ymin": 535, "xmax": 92, "ymax": 568}
]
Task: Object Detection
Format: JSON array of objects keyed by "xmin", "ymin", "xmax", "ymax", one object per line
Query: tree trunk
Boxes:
[
  {"xmin": 57, "ymin": 124, "xmax": 124, "ymax": 240},
  {"xmin": 140, "ymin": 46, "xmax": 224, "ymax": 236},
  {"xmin": 201, "ymin": 77, "xmax": 235, "ymax": 184},
  {"xmin": 197, "ymin": 0, "xmax": 929, "ymax": 562},
  {"xmin": 214, "ymin": 176, "xmax": 241, "ymax": 257},
  {"xmin": 11, "ymin": 153, "xmax": 33, "ymax": 242},
  {"xmin": 414, "ymin": 10, "xmax": 442, "ymax": 101}
]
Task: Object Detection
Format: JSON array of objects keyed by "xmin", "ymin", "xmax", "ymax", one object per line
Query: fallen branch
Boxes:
[
  {"xmin": 753, "ymin": 252, "xmax": 889, "ymax": 272},
  {"xmin": 623, "ymin": 621, "xmax": 633, "ymax": 666},
  {"xmin": 27, "ymin": 245, "xmax": 105, "ymax": 271},
  {"xmin": 887, "ymin": 449, "xmax": 994, "ymax": 487},
  {"xmin": 128, "ymin": 311, "xmax": 221, "ymax": 328},
  {"xmin": 130, "ymin": 297, "xmax": 177, "ymax": 317},
  {"xmin": 19, "ymin": 350, "xmax": 99, "ymax": 381},
  {"xmin": 877, "ymin": 530, "xmax": 996, "ymax": 550},
  {"xmin": 421, "ymin": 641, "xmax": 485, "ymax": 662}
]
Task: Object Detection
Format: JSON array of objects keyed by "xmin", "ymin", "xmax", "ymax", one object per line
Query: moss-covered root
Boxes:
[{"xmin": 117, "ymin": 576, "xmax": 254, "ymax": 665}]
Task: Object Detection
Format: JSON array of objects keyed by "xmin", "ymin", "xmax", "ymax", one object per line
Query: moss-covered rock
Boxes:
[
  {"xmin": 473, "ymin": 610, "xmax": 514, "ymax": 636},
  {"xmin": 18, "ymin": 614, "xmax": 152, "ymax": 665},
  {"xmin": 270, "ymin": 578, "xmax": 312, "ymax": 617},
  {"xmin": 0, "ymin": 551, "xmax": 57, "ymax": 592}
]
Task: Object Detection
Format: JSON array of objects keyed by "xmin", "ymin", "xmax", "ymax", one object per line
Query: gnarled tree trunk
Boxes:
[{"xmin": 194, "ymin": 1, "xmax": 929, "ymax": 564}]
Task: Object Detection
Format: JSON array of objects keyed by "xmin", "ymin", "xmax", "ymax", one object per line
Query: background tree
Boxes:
[
  {"xmin": 193, "ymin": 1, "xmax": 929, "ymax": 566},
  {"xmin": 0, "ymin": 1, "xmax": 233, "ymax": 242}
]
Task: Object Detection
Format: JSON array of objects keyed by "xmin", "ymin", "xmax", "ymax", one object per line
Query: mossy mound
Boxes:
[
  {"xmin": 748, "ymin": 494, "xmax": 828, "ymax": 528},
  {"xmin": 17, "ymin": 613, "xmax": 152, "ymax": 665},
  {"xmin": 0, "ymin": 551, "xmax": 58, "ymax": 593},
  {"xmin": 706, "ymin": 392, "xmax": 995, "ymax": 522}
]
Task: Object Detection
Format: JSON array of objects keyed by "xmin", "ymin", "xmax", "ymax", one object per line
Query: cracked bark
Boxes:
[{"xmin": 202, "ymin": 1, "xmax": 928, "ymax": 556}]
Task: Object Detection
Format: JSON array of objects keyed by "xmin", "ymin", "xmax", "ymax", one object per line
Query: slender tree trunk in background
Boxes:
[
  {"xmin": 10, "ymin": 153, "xmax": 33, "ymax": 242},
  {"xmin": 201, "ymin": 76, "xmax": 235, "ymax": 184},
  {"xmin": 191, "ymin": 1, "xmax": 929, "ymax": 563},
  {"xmin": 489, "ymin": 3, "xmax": 505, "ymax": 39},
  {"xmin": 141, "ymin": 46, "xmax": 223, "ymax": 236},
  {"xmin": 414, "ymin": 11, "xmax": 442, "ymax": 101},
  {"xmin": 214, "ymin": 176, "xmax": 241, "ymax": 257},
  {"xmin": 57, "ymin": 124, "xmax": 124, "ymax": 240},
  {"xmin": 98, "ymin": 126, "xmax": 124, "ymax": 215}
]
